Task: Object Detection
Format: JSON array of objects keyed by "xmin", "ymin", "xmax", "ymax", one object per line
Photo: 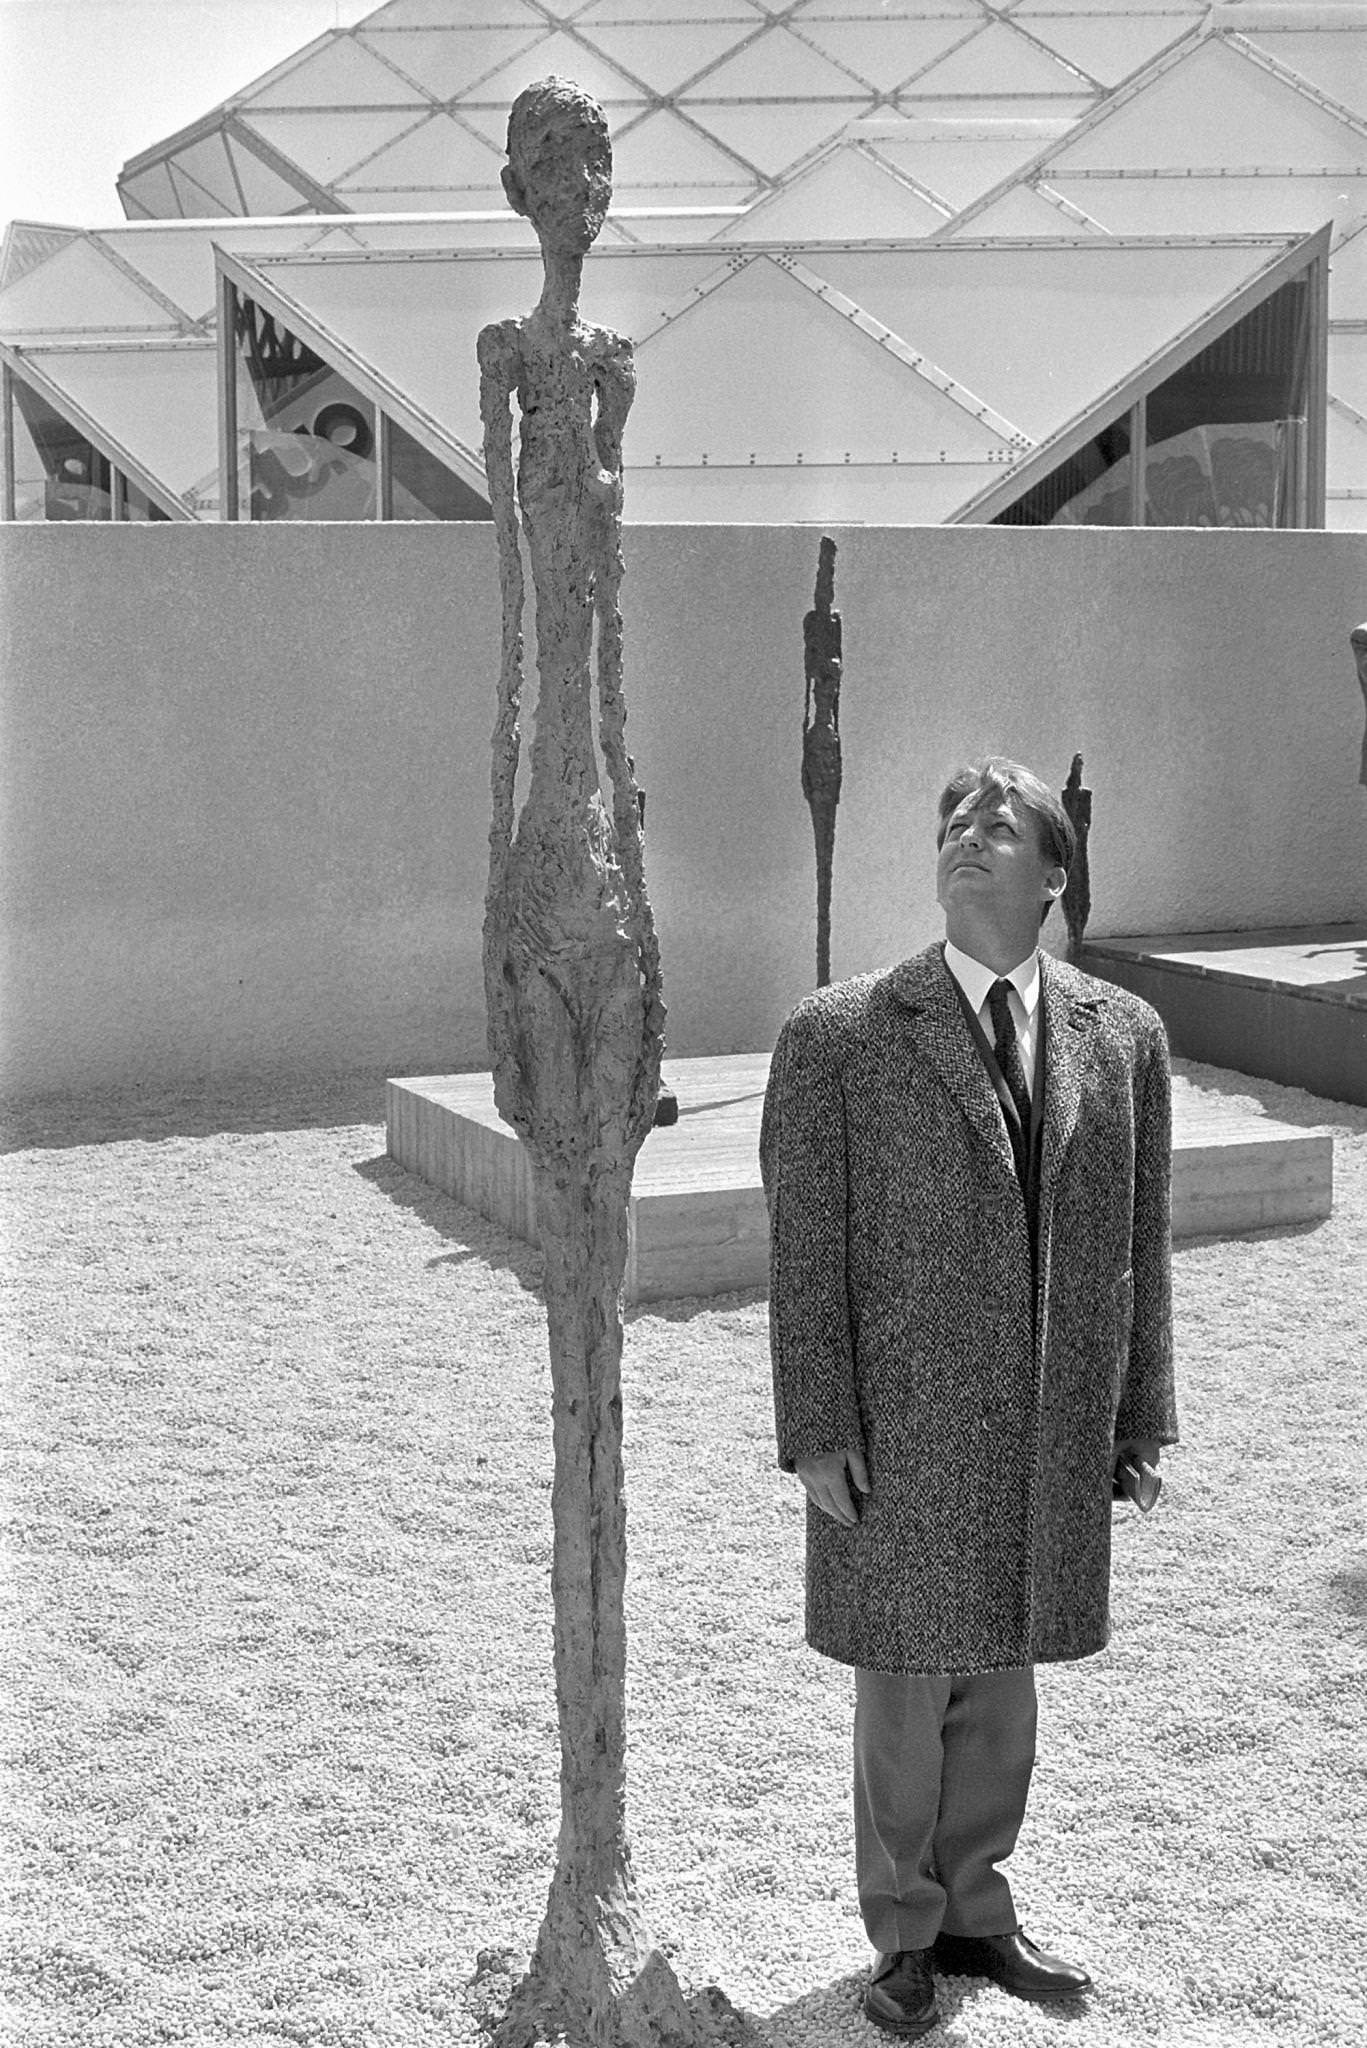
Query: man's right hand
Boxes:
[{"xmin": 795, "ymin": 1449, "xmax": 870, "ymax": 1527}]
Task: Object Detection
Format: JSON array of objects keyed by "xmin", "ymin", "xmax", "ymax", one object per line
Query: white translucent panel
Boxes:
[
  {"xmin": 793, "ymin": 16, "xmax": 984, "ymax": 92},
  {"xmin": 245, "ymin": 34, "xmax": 431, "ymax": 109},
  {"xmin": 685, "ymin": 102, "xmax": 858, "ymax": 179},
  {"xmin": 225, "ymin": 136, "xmax": 317, "ymax": 215},
  {"xmin": 1329, "ymin": 330, "xmax": 1367, "ymax": 414},
  {"xmin": 1326, "ymin": 404, "xmax": 1367, "ymax": 490},
  {"xmin": 1052, "ymin": 39, "xmax": 1367, "ymax": 170},
  {"xmin": 357, "ymin": 26, "xmax": 548, "ymax": 99},
  {"xmin": 1327, "ymin": 495, "xmax": 1367, "ymax": 530},
  {"xmin": 623, "ymin": 457, "xmax": 1002, "ymax": 524},
  {"xmin": 1013, "ymin": 12, "xmax": 1196, "ymax": 87},
  {"xmin": 679, "ymin": 24, "xmax": 868, "ymax": 100},
  {"xmin": 611, "ymin": 109, "xmax": 763, "ymax": 187},
  {"xmin": 577, "ymin": 0, "xmax": 762, "ymax": 20},
  {"xmin": 166, "ymin": 133, "xmax": 242, "ymax": 214},
  {"xmin": 793, "ymin": 0, "xmax": 982, "ymax": 20},
  {"xmin": 1044, "ymin": 171, "xmax": 1367, "ymax": 240},
  {"xmin": 24, "ymin": 346, "xmax": 217, "ymax": 497},
  {"xmin": 1236, "ymin": 29, "xmax": 1367, "ymax": 111},
  {"xmin": 334, "ymin": 112, "xmax": 504, "ymax": 191},
  {"xmin": 0, "ymin": 227, "xmax": 80, "ymax": 294},
  {"xmin": 241, "ymin": 109, "xmax": 432, "ymax": 183},
  {"xmin": 628, "ymin": 256, "xmax": 1006, "ymax": 465},
  {"xmin": 101, "ymin": 224, "xmax": 337, "ymax": 323},
  {"xmin": 910, "ymin": 21, "xmax": 1095, "ymax": 95},
  {"xmin": 0, "ymin": 238, "xmax": 180, "ymax": 339},
  {"xmin": 573, "ymin": 21, "xmax": 760, "ymax": 93},
  {"xmin": 1329, "ymin": 221, "xmax": 1367, "ymax": 319},
  {"xmin": 1012, "ymin": 0, "xmax": 1202, "ymax": 14},
  {"xmin": 812, "ymin": 240, "xmax": 1296, "ymax": 438},
  {"xmin": 717, "ymin": 144, "xmax": 948, "ymax": 241},
  {"xmin": 624, "ymin": 209, "xmax": 757, "ymax": 240},
  {"xmin": 463, "ymin": 30, "xmax": 646, "ymax": 107},
  {"xmin": 369, "ymin": 0, "xmax": 547, "ymax": 25},
  {"xmin": 947, "ymin": 182, "xmax": 1089, "ymax": 234},
  {"xmin": 866, "ymin": 136, "xmax": 1050, "ymax": 210}
]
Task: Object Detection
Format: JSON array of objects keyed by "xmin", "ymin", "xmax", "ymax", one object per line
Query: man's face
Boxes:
[
  {"xmin": 935, "ymin": 790, "xmax": 1064, "ymax": 929},
  {"xmin": 505, "ymin": 115, "xmax": 612, "ymax": 255}
]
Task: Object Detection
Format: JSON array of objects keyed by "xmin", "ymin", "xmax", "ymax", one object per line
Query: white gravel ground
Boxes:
[{"xmin": 2, "ymin": 1058, "xmax": 1364, "ymax": 2048}]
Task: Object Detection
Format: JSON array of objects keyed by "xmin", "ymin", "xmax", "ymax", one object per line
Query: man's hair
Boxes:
[{"xmin": 936, "ymin": 757, "xmax": 1075, "ymax": 924}]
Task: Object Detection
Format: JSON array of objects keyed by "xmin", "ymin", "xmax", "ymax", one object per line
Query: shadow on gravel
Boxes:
[
  {"xmin": 0, "ymin": 1068, "xmax": 394, "ymax": 1152},
  {"xmin": 756, "ymin": 1968, "xmax": 1093, "ymax": 2044},
  {"xmin": 1329, "ymin": 1560, "xmax": 1367, "ymax": 1635},
  {"xmin": 352, "ymin": 1151, "xmax": 543, "ymax": 1294}
]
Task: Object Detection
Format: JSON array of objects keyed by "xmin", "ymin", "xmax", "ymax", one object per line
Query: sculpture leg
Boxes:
[{"xmin": 498, "ymin": 1164, "xmax": 699, "ymax": 2048}]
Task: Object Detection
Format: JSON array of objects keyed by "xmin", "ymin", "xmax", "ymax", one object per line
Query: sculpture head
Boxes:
[{"xmin": 503, "ymin": 77, "xmax": 612, "ymax": 256}]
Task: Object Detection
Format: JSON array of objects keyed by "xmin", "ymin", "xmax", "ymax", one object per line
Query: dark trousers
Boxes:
[{"xmin": 853, "ymin": 1664, "xmax": 1038, "ymax": 1952}]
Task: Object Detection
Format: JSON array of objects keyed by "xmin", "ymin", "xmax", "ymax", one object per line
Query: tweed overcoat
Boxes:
[{"xmin": 759, "ymin": 942, "xmax": 1177, "ymax": 1675}]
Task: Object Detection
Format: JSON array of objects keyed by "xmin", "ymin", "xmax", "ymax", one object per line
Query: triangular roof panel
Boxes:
[
  {"xmin": 1329, "ymin": 220, "xmax": 1367, "ymax": 321},
  {"xmin": 576, "ymin": 0, "xmax": 763, "ymax": 20},
  {"xmin": 867, "ymin": 134, "xmax": 1053, "ymax": 211},
  {"xmin": 1051, "ymin": 39, "xmax": 1367, "ymax": 172},
  {"xmin": 945, "ymin": 182, "xmax": 1091, "ymax": 236},
  {"xmin": 1010, "ymin": 11, "xmax": 1196, "ymax": 88},
  {"xmin": 907, "ymin": 21, "xmax": 1092, "ymax": 97},
  {"xmin": 0, "ymin": 237, "xmax": 181, "ymax": 339},
  {"xmin": 611, "ymin": 109, "xmax": 755, "ymax": 187},
  {"xmin": 458, "ymin": 30, "xmax": 645, "ymax": 108},
  {"xmin": 812, "ymin": 237, "xmax": 1312, "ymax": 440},
  {"xmin": 626, "ymin": 255, "xmax": 1006, "ymax": 465},
  {"xmin": 680, "ymin": 25, "xmax": 872, "ymax": 101},
  {"xmin": 717, "ymin": 145, "xmax": 947, "ymax": 241},
  {"xmin": 356, "ymin": 26, "xmax": 560, "ymax": 100},
  {"xmin": 333, "ymin": 113, "xmax": 504, "ymax": 193},
  {"xmin": 369, "ymin": 0, "xmax": 546, "ymax": 26},
  {"xmin": 243, "ymin": 33, "xmax": 433, "ymax": 110},
  {"xmin": 169, "ymin": 133, "xmax": 244, "ymax": 214},
  {"xmin": 1330, "ymin": 330, "xmax": 1367, "ymax": 417},
  {"xmin": 1326, "ymin": 400, "xmax": 1367, "ymax": 490},
  {"xmin": 685, "ymin": 102, "xmax": 856, "ymax": 180},
  {"xmin": 238, "ymin": 109, "xmax": 431, "ymax": 185},
  {"xmin": 1234, "ymin": 27, "xmax": 1367, "ymax": 116},
  {"xmin": 791, "ymin": 15, "xmax": 982, "ymax": 93},
  {"xmin": 0, "ymin": 225, "xmax": 81, "ymax": 294},
  {"xmin": 574, "ymin": 21, "xmax": 758, "ymax": 94},
  {"xmin": 222, "ymin": 136, "xmax": 317, "ymax": 216},
  {"xmin": 789, "ymin": 0, "xmax": 981, "ymax": 18},
  {"xmin": 1043, "ymin": 171, "xmax": 1367, "ymax": 240},
  {"xmin": 9, "ymin": 345, "xmax": 216, "ymax": 503}
]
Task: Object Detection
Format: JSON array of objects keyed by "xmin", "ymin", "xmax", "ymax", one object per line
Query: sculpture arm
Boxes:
[{"xmin": 478, "ymin": 320, "xmax": 524, "ymax": 886}]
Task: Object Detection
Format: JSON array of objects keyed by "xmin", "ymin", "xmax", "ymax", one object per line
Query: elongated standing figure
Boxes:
[
  {"xmin": 801, "ymin": 536, "xmax": 843, "ymax": 988},
  {"xmin": 478, "ymin": 76, "xmax": 715, "ymax": 2048}
]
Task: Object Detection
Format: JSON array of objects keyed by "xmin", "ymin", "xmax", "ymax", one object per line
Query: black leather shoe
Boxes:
[
  {"xmin": 932, "ymin": 1930, "xmax": 1091, "ymax": 2002},
  {"xmin": 863, "ymin": 1950, "xmax": 940, "ymax": 2036}
]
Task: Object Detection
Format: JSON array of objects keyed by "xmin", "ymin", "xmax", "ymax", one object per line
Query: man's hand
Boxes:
[{"xmin": 796, "ymin": 1449, "xmax": 870, "ymax": 1527}]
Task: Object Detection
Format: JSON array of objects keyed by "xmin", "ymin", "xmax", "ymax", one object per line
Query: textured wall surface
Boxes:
[{"xmin": 2, "ymin": 522, "xmax": 1364, "ymax": 1094}]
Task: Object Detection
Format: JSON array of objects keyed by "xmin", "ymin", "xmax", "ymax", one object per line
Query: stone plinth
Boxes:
[{"xmin": 387, "ymin": 1053, "xmax": 1332, "ymax": 1303}]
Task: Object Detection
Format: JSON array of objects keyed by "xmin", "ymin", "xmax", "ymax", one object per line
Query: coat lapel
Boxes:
[
  {"xmin": 1039, "ymin": 953, "xmax": 1103, "ymax": 1205},
  {"xmin": 887, "ymin": 944, "xmax": 1017, "ymax": 1180}
]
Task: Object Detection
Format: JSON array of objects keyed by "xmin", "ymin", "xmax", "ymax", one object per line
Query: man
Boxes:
[{"xmin": 759, "ymin": 757, "xmax": 1177, "ymax": 2036}]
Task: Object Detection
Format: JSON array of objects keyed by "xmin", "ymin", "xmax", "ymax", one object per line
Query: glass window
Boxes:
[
  {"xmin": 993, "ymin": 415, "xmax": 1133, "ymax": 527},
  {"xmin": 11, "ymin": 376, "xmax": 113, "ymax": 521},
  {"xmin": 1143, "ymin": 276, "xmax": 1310, "ymax": 528},
  {"xmin": 388, "ymin": 416, "xmax": 489, "ymax": 522},
  {"xmin": 234, "ymin": 294, "xmax": 378, "ymax": 521}
]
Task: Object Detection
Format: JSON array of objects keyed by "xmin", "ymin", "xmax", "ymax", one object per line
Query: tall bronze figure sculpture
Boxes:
[
  {"xmin": 1060, "ymin": 753, "xmax": 1092, "ymax": 961},
  {"xmin": 478, "ymin": 77, "xmax": 726, "ymax": 2048},
  {"xmin": 1351, "ymin": 622, "xmax": 1367, "ymax": 786},
  {"xmin": 801, "ymin": 536, "xmax": 843, "ymax": 987}
]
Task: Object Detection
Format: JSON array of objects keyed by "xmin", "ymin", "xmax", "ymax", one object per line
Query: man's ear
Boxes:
[
  {"xmin": 1043, "ymin": 866, "xmax": 1067, "ymax": 903},
  {"xmin": 501, "ymin": 162, "xmax": 529, "ymax": 217}
]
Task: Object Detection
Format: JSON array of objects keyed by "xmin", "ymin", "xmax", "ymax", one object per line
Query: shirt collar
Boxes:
[{"xmin": 944, "ymin": 939, "xmax": 1041, "ymax": 1020}]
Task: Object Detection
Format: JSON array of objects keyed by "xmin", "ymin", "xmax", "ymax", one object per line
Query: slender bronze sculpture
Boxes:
[
  {"xmin": 801, "ymin": 536, "xmax": 843, "ymax": 987},
  {"xmin": 1060, "ymin": 753, "xmax": 1092, "ymax": 960},
  {"xmin": 477, "ymin": 77, "xmax": 737, "ymax": 2048},
  {"xmin": 1351, "ymin": 622, "xmax": 1367, "ymax": 786}
]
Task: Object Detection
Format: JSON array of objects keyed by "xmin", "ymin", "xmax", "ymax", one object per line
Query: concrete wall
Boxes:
[{"xmin": 2, "ymin": 521, "xmax": 1364, "ymax": 1096}]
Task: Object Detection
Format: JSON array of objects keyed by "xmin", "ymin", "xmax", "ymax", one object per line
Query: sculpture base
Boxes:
[{"xmin": 387, "ymin": 1052, "xmax": 1331, "ymax": 1302}]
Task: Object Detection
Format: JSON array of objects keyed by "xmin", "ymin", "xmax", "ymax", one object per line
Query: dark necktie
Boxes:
[{"xmin": 986, "ymin": 979, "xmax": 1032, "ymax": 1135}]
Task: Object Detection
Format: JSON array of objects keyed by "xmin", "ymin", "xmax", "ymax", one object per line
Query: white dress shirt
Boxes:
[{"xmin": 943, "ymin": 940, "xmax": 1041, "ymax": 1100}]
